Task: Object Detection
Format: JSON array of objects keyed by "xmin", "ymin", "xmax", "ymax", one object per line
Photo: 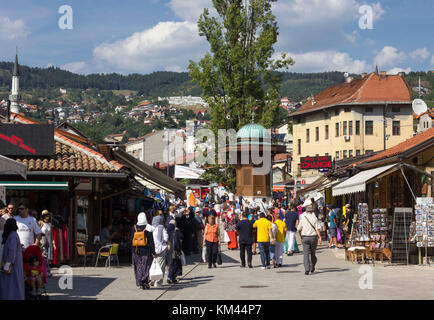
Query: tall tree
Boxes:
[{"xmin": 188, "ymin": 0, "xmax": 294, "ymax": 133}]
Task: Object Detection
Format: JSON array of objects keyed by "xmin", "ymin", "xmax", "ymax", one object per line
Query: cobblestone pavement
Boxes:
[{"xmin": 45, "ymin": 242, "xmax": 434, "ymax": 300}]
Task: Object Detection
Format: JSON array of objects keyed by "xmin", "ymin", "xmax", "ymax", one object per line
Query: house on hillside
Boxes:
[{"xmin": 414, "ymin": 109, "xmax": 434, "ymax": 133}]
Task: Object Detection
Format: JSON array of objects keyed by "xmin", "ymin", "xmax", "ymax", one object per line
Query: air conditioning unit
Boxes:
[{"xmin": 344, "ymin": 135, "xmax": 350, "ymax": 141}]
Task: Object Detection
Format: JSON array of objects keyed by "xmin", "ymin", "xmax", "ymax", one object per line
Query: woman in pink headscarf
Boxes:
[{"xmin": 224, "ymin": 207, "xmax": 238, "ymax": 250}]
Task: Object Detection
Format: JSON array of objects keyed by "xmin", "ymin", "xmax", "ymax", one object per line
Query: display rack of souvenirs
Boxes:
[
  {"xmin": 354, "ymin": 203, "xmax": 371, "ymax": 241},
  {"xmin": 370, "ymin": 208, "xmax": 391, "ymax": 249},
  {"xmin": 415, "ymin": 198, "xmax": 434, "ymax": 248}
]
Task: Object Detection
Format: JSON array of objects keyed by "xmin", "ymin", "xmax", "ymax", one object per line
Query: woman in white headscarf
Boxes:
[
  {"xmin": 150, "ymin": 215, "xmax": 168, "ymax": 287},
  {"xmin": 131, "ymin": 212, "xmax": 155, "ymax": 290}
]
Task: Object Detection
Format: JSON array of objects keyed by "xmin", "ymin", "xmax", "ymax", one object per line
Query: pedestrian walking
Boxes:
[
  {"xmin": 167, "ymin": 218, "xmax": 183, "ymax": 284},
  {"xmin": 236, "ymin": 212, "xmax": 254, "ymax": 268},
  {"xmin": 223, "ymin": 208, "xmax": 238, "ymax": 250},
  {"xmin": 14, "ymin": 203, "xmax": 42, "ymax": 249},
  {"xmin": 274, "ymin": 213, "xmax": 287, "ymax": 267},
  {"xmin": 203, "ymin": 215, "xmax": 220, "ymax": 268},
  {"xmin": 284, "ymin": 203, "xmax": 299, "ymax": 256},
  {"xmin": 297, "ymin": 205, "xmax": 322, "ymax": 275},
  {"xmin": 38, "ymin": 210, "xmax": 55, "ymax": 277},
  {"xmin": 0, "ymin": 218, "xmax": 25, "ymax": 300},
  {"xmin": 248, "ymin": 209, "xmax": 258, "ymax": 255},
  {"xmin": 267, "ymin": 215, "xmax": 278, "ymax": 267},
  {"xmin": 327, "ymin": 205, "xmax": 338, "ymax": 249},
  {"xmin": 132, "ymin": 212, "xmax": 156, "ymax": 290},
  {"xmin": 150, "ymin": 215, "xmax": 168, "ymax": 287},
  {"xmin": 253, "ymin": 213, "xmax": 273, "ymax": 269}
]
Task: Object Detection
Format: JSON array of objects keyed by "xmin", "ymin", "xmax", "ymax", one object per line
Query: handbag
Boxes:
[
  {"xmin": 337, "ymin": 228, "xmax": 342, "ymax": 243},
  {"xmin": 202, "ymin": 248, "xmax": 207, "ymax": 263},
  {"xmin": 216, "ymin": 247, "xmax": 222, "ymax": 265},
  {"xmin": 150, "ymin": 259, "xmax": 163, "ymax": 278},
  {"xmin": 223, "ymin": 230, "xmax": 230, "ymax": 243},
  {"xmin": 180, "ymin": 251, "xmax": 186, "ymax": 266}
]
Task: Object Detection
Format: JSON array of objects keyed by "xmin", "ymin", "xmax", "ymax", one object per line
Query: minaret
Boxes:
[{"xmin": 9, "ymin": 51, "xmax": 20, "ymax": 114}]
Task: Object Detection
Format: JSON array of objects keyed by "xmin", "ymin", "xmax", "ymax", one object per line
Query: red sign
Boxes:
[{"xmin": 300, "ymin": 156, "xmax": 332, "ymax": 170}]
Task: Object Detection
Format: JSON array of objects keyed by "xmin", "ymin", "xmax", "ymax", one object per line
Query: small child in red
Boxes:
[{"xmin": 25, "ymin": 256, "xmax": 43, "ymax": 296}]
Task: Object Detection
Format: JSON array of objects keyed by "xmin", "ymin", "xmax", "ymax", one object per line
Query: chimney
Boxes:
[
  {"xmin": 398, "ymin": 72, "xmax": 404, "ymax": 77},
  {"xmin": 361, "ymin": 73, "xmax": 367, "ymax": 78},
  {"xmin": 345, "ymin": 76, "xmax": 353, "ymax": 83},
  {"xmin": 380, "ymin": 71, "xmax": 387, "ymax": 76}
]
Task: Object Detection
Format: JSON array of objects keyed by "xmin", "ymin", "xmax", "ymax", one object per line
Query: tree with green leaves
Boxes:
[
  {"xmin": 189, "ymin": 0, "xmax": 293, "ymax": 191},
  {"xmin": 188, "ymin": 0, "xmax": 294, "ymax": 133}
]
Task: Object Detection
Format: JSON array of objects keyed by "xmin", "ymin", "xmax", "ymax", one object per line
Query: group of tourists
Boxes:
[
  {"xmin": 0, "ymin": 203, "xmax": 54, "ymax": 300},
  {"xmin": 129, "ymin": 193, "xmax": 327, "ymax": 290}
]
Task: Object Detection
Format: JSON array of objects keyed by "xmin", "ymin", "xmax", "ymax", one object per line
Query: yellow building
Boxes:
[{"xmin": 290, "ymin": 71, "xmax": 413, "ymax": 185}]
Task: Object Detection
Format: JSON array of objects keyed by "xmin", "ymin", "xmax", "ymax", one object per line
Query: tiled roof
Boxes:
[
  {"xmin": 356, "ymin": 127, "xmax": 434, "ymax": 166},
  {"xmin": 9, "ymin": 113, "xmax": 123, "ymax": 173},
  {"xmin": 291, "ymin": 73, "xmax": 411, "ymax": 116}
]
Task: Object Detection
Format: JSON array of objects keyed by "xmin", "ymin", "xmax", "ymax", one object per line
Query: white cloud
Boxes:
[
  {"xmin": 274, "ymin": 0, "xmax": 359, "ymax": 27},
  {"xmin": 167, "ymin": 0, "xmax": 212, "ymax": 22},
  {"xmin": 272, "ymin": 0, "xmax": 386, "ymax": 52},
  {"xmin": 431, "ymin": 55, "xmax": 434, "ymax": 66},
  {"xmin": 93, "ymin": 21, "xmax": 205, "ymax": 73},
  {"xmin": 409, "ymin": 48, "xmax": 430, "ymax": 61},
  {"xmin": 387, "ymin": 67, "xmax": 411, "ymax": 75},
  {"xmin": 0, "ymin": 16, "xmax": 30, "ymax": 40},
  {"xmin": 60, "ymin": 61, "xmax": 87, "ymax": 74},
  {"xmin": 374, "ymin": 46, "xmax": 406, "ymax": 68},
  {"xmin": 371, "ymin": 2, "xmax": 386, "ymax": 22},
  {"xmin": 279, "ymin": 50, "xmax": 369, "ymax": 73}
]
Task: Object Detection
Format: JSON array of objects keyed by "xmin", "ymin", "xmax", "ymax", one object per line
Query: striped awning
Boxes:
[{"xmin": 0, "ymin": 181, "xmax": 68, "ymax": 190}]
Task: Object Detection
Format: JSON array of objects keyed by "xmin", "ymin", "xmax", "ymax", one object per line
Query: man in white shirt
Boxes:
[
  {"xmin": 297, "ymin": 205, "xmax": 322, "ymax": 275},
  {"xmin": 14, "ymin": 203, "xmax": 42, "ymax": 249},
  {"xmin": 259, "ymin": 198, "xmax": 269, "ymax": 214}
]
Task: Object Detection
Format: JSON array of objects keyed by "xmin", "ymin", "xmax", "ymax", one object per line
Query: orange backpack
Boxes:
[{"xmin": 132, "ymin": 225, "xmax": 148, "ymax": 250}]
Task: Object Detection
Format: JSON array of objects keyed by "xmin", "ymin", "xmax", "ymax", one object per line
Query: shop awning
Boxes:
[
  {"xmin": 0, "ymin": 181, "xmax": 68, "ymax": 190},
  {"xmin": 332, "ymin": 164, "xmax": 398, "ymax": 196},
  {"xmin": 297, "ymin": 175, "xmax": 329, "ymax": 196},
  {"xmin": 0, "ymin": 155, "xmax": 27, "ymax": 179},
  {"xmin": 113, "ymin": 148, "xmax": 185, "ymax": 198}
]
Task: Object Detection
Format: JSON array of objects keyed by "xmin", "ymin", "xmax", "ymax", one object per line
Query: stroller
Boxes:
[{"xmin": 23, "ymin": 245, "xmax": 49, "ymax": 300}]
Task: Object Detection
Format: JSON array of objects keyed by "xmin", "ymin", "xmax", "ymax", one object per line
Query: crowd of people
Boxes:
[
  {"xmin": 0, "ymin": 192, "xmax": 353, "ymax": 298},
  {"xmin": 129, "ymin": 193, "xmax": 333, "ymax": 290},
  {"xmin": 0, "ymin": 203, "xmax": 52, "ymax": 300}
]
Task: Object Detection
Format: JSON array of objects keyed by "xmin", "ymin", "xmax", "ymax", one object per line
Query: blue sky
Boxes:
[{"xmin": 0, "ymin": 0, "xmax": 433, "ymax": 75}]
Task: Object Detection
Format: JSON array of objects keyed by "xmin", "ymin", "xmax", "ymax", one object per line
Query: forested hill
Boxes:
[
  {"xmin": 1, "ymin": 61, "xmax": 432, "ymax": 103},
  {"xmin": 0, "ymin": 61, "xmax": 354, "ymax": 101}
]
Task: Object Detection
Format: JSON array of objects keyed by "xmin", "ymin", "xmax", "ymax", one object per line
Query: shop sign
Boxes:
[
  {"xmin": 300, "ymin": 156, "xmax": 332, "ymax": 170},
  {"xmin": 0, "ymin": 124, "xmax": 54, "ymax": 156}
]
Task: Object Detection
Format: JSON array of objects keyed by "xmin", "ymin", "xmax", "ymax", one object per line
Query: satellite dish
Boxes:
[{"xmin": 412, "ymin": 99, "xmax": 428, "ymax": 116}]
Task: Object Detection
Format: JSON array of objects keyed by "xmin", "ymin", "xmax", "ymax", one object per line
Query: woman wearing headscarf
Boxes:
[
  {"xmin": 223, "ymin": 206, "xmax": 238, "ymax": 250},
  {"xmin": 150, "ymin": 215, "xmax": 168, "ymax": 287},
  {"xmin": 0, "ymin": 218, "xmax": 25, "ymax": 300},
  {"xmin": 167, "ymin": 217, "xmax": 183, "ymax": 284},
  {"xmin": 131, "ymin": 212, "xmax": 156, "ymax": 290},
  {"xmin": 179, "ymin": 208, "xmax": 195, "ymax": 256}
]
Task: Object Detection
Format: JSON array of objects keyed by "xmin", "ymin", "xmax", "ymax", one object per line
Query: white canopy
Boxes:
[
  {"xmin": 0, "ymin": 155, "xmax": 27, "ymax": 179},
  {"xmin": 332, "ymin": 164, "xmax": 398, "ymax": 196},
  {"xmin": 174, "ymin": 165, "xmax": 205, "ymax": 179}
]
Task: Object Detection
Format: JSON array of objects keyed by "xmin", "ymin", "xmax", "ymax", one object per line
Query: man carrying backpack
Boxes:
[{"xmin": 132, "ymin": 212, "xmax": 156, "ymax": 290}]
